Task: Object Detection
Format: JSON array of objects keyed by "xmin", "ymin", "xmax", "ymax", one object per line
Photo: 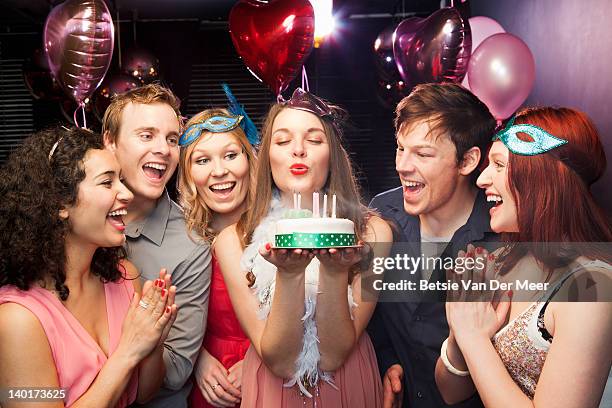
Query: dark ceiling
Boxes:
[{"xmin": 1, "ymin": 0, "xmax": 443, "ymax": 23}]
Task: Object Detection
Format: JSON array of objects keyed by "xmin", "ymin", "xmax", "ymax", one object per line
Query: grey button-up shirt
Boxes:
[{"xmin": 125, "ymin": 191, "xmax": 211, "ymax": 408}]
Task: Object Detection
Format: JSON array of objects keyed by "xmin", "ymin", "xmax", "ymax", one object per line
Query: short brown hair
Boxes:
[
  {"xmin": 102, "ymin": 83, "xmax": 183, "ymax": 143},
  {"xmin": 395, "ymin": 83, "xmax": 496, "ymax": 167}
]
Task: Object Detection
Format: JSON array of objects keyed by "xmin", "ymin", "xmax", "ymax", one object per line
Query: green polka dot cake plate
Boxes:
[{"xmin": 273, "ymin": 210, "xmax": 358, "ymax": 249}]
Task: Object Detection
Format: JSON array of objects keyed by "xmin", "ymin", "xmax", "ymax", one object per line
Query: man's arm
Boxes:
[
  {"xmin": 367, "ymin": 304, "xmax": 400, "ymax": 376},
  {"xmin": 161, "ymin": 244, "xmax": 211, "ymax": 390}
]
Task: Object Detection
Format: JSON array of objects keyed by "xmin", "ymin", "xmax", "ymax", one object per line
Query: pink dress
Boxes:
[
  {"xmin": 240, "ymin": 334, "xmax": 383, "ymax": 407},
  {"xmin": 0, "ymin": 280, "xmax": 138, "ymax": 407}
]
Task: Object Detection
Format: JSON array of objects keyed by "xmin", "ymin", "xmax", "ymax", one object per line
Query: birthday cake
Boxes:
[{"xmin": 274, "ymin": 193, "xmax": 357, "ymax": 248}]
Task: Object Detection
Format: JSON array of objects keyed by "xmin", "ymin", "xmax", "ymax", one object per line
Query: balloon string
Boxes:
[
  {"xmin": 301, "ymin": 66, "xmax": 310, "ymax": 91},
  {"xmin": 81, "ymin": 103, "xmax": 87, "ymax": 129},
  {"xmin": 73, "ymin": 102, "xmax": 87, "ymax": 129},
  {"xmin": 73, "ymin": 106, "xmax": 80, "ymax": 128}
]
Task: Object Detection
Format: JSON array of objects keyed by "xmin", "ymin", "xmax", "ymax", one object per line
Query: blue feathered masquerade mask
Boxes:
[{"xmin": 179, "ymin": 83, "xmax": 259, "ymax": 147}]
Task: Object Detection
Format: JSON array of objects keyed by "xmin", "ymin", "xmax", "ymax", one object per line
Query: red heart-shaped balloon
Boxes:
[
  {"xmin": 393, "ymin": 8, "xmax": 471, "ymax": 88},
  {"xmin": 229, "ymin": 0, "xmax": 314, "ymax": 96}
]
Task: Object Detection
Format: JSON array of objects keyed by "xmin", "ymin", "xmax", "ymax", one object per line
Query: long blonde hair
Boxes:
[
  {"xmin": 178, "ymin": 108, "xmax": 257, "ymax": 242},
  {"xmin": 242, "ymin": 103, "xmax": 370, "ymax": 247}
]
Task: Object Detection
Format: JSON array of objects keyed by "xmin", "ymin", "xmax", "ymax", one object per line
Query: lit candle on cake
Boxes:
[
  {"xmin": 297, "ymin": 192, "xmax": 301, "ymax": 209},
  {"xmin": 332, "ymin": 194, "xmax": 337, "ymax": 218},
  {"xmin": 293, "ymin": 192, "xmax": 298, "ymax": 209},
  {"xmin": 323, "ymin": 194, "xmax": 328, "ymax": 218},
  {"xmin": 313, "ymin": 192, "xmax": 320, "ymax": 217}
]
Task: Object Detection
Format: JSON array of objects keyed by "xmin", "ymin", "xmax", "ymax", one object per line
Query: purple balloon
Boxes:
[
  {"xmin": 44, "ymin": 0, "xmax": 114, "ymax": 104},
  {"xmin": 123, "ymin": 48, "xmax": 160, "ymax": 84},
  {"xmin": 461, "ymin": 16, "xmax": 505, "ymax": 89},
  {"xmin": 374, "ymin": 25, "xmax": 401, "ymax": 81},
  {"xmin": 468, "ymin": 33, "xmax": 535, "ymax": 120},
  {"xmin": 393, "ymin": 8, "xmax": 471, "ymax": 88},
  {"xmin": 93, "ymin": 73, "xmax": 141, "ymax": 121}
]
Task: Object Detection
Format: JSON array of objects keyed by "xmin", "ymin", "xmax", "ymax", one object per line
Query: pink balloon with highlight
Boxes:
[
  {"xmin": 44, "ymin": 0, "xmax": 114, "ymax": 104},
  {"xmin": 467, "ymin": 33, "xmax": 535, "ymax": 120},
  {"xmin": 461, "ymin": 16, "xmax": 505, "ymax": 89}
]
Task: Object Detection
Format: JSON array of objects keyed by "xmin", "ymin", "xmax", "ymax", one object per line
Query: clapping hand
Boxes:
[
  {"xmin": 117, "ymin": 268, "xmax": 178, "ymax": 362},
  {"xmin": 445, "ymin": 245, "xmax": 511, "ymax": 343}
]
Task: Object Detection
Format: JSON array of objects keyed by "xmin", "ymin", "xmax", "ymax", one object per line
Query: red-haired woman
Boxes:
[{"xmin": 435, "ymin": 107, "xmax": 612, "ymax": 407}]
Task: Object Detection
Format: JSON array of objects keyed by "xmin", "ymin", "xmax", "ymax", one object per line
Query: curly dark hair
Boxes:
[{"xmin": 0, "ymin": 127, "xmax": 127, "ymax": 300}]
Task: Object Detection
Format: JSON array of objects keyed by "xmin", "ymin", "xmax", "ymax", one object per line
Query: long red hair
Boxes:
[{"xmin": 499, "ymin": 107, "xmax": 612, "ymax": 272}]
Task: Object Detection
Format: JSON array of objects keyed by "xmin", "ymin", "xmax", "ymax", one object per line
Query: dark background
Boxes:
[{"xmin": 0, "ymin": 0, "xmax": 610, "ymax": 211}]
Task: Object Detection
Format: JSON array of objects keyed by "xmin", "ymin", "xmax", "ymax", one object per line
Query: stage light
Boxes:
[{"xmin": 310, "ymin": 0, "xmax": 335, "ymax": 48}]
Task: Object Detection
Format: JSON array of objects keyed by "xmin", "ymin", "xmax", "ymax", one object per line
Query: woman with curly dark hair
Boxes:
[{"xmin": 0, "ymin": 127, "xmax": 178, "ymax": 407}]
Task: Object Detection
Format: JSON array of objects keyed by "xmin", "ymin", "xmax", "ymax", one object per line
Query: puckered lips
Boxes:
[
  {"xmin": 142, "ymin": 162, "xmax": 168, "ymax": 183},
  {"xmin": 107, "ymin": 207, "xmax": 128, "ymax": 232},
  {"xmin": 486, "ymin": 190, "xmax": 504, "ymax": 216},
  {"xmin": 290, "ymin": 163, "xmax": 309, "ymax": 176},
  {"xmin": 402, "ymin": 179, "xmax": 425, "ymax": 202},
  {"xmin": 209, "ymin": 181, "xmax": 237, "ymax": 200}
]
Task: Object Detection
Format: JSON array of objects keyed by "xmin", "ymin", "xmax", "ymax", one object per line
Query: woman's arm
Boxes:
[
  {"xmin": 434, "ymin": 332, "xmax": 477, "ymax": 404},
  {"xmin": 447, "ymin": 300, "xmax": 612, "ymax": 408},
  {"xmin": 316, "ymin": 215, "xmax": 393, "ymax": 371},
  {"xmin": 214, "ymin": 225, "xmax": 266, "ymax": 354},
  {"xmin": 258, "ymin": 248, "xmax": 310, "ymax": 378},
  {"xmin": 216, "ymin": 225, "xmax": 311, "ymax": 378},
  {"xmin": 0, "ymin": 303, "xmax": 137, "ymax": 408}
]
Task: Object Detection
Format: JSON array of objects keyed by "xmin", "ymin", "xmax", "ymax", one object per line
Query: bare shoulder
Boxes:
[
  {"xmin": 215, "ymin": 223, "xmax": 240, "ymax": 247},
  {"xmin": 364, "ymin": 215, "xmax": 393, "ymax": 242},
  {"xmin": 121, "ymin": 259, "xmax": 140, "ymax": 280},
  {"xmin": 214, "ymin": 224, "xmax": 241, "ymax": 253},
  {"xmin": 552, "ymin": 301, "xmax": 612, "ymax": 333},
  {"xmin": 119, "ymin": 259, "xmax": 142, "ymax": 294},
  {"xmin": 0, "ymin": 302, "xmax": 46, "ymax": 340},
  {"xmin": 0, "ymin": 303, "xmax": 59, "ymax": 387}
]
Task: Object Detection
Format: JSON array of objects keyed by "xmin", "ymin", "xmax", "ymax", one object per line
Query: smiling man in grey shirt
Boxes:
[{"xmin": 103, "ymin": 84, "xmax": 211, "ymax": 408}]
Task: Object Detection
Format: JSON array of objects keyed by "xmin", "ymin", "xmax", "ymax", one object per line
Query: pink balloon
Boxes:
[
  {"xmin": 44, "ymin": 0, "xmax": 114, "ymax": 104},
  {"xmin": 467, "ymin": 33, "xmax": 535, "ymax": 120},
  {"xmin": 461, "ymin": 16, "xmax": 505, "ymax": 89}
]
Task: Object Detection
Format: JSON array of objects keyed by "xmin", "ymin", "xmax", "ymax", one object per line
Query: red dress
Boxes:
[{"xmin": 189, "ymin": 256, "xmax": 250, "ymax": 408}]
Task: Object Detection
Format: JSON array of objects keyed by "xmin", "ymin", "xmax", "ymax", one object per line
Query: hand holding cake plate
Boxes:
[
  {"xmin": 259, "ymin": 244, "xmax": 314, "ymax": 276},
  {"xmin": 313, "ymin": 244, "xmax": 366, "ymax": 275}
]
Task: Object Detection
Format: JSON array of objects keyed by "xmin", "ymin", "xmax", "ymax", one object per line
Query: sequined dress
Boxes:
[{"xmin": 491, "ymin": 259, "xmax": 609, "ymax": 398}]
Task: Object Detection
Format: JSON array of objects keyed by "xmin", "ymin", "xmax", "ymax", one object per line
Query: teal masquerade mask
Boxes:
[
  {"xmin": 179, "ymin": 83, "xmax": 259, "ymax": 147},
  {"xmin": 493, "ymin": 116, "xmax": 568, "ymax": 156},
  {"xmin": 179, "ymin": 115, "xmax": 243, "ymax": 147}
]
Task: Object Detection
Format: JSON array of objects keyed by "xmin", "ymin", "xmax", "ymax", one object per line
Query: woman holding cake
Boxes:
[
  {"xmin": 435, "ymin": 107, "xmax": 612, "ymax": 407},
  {"xmin": 214, "ymin": 88, "xmax": 392, "ymax": 407},
  {"xmin": 177, "ymin": 95, "xmax": 258, "ymax": 407}
]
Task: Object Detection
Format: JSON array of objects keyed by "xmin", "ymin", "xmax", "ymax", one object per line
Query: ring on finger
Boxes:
[
  {"xmin": 211, "ymin": 383, "xmax": 220, "ymax": 390},
  {"xmin": 138, "ymin": 300, "xmax": 149, "ymax": 309}
]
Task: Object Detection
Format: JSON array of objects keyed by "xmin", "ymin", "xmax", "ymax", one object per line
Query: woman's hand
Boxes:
[
  {"xmin": 116, "ymin": 269, "xmax": 178, "ymax": 363},
  {"xmin": 259, "ymin": 244, "xmax": 313, "ymax": 276},
  {"xmin": 314, "ymin": 242, "xmax": 365, "ymax": 275},
  {"xmin": 446, "ymin": 245, "xmax": 511, "ymax": 344},
  {"xmin": 227, "ymin": 359, "xmax": 244, "ymax": 392},
  {"xmin": 194, "ymin": 348, "xmax": 241, "ymax": 407},
  {"xmin": 153, "ymin": 269, "xmax": 178, "ymax": 346}
]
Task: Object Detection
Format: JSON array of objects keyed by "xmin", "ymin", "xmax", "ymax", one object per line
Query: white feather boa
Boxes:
[{"xmin": 240, "ymin": 196, "xmax": 357, "ymax": 397}]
